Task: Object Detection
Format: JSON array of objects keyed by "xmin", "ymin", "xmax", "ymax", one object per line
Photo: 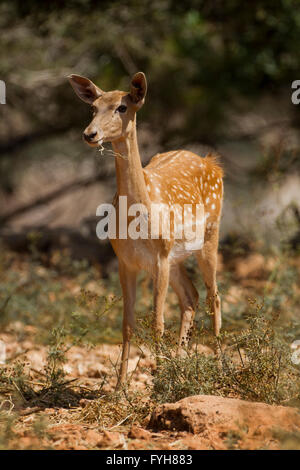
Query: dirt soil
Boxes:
[{"xmin": 1, "ymin": 327, "xmax": 299, "ymax": 450}]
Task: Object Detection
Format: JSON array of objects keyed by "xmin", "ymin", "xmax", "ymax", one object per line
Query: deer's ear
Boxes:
[
  {"xmin": 129, "ymin": 72, "xmax": 147, "ymax": 107},
  {"xmin": 68, "ymin": 74, "xmax": 103, "ymax": 104}
]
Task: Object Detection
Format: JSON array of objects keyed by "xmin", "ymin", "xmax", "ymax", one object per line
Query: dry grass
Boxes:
[{"xmin": 0, "ymin": 240, "xmax": 299, "ymax": 449}]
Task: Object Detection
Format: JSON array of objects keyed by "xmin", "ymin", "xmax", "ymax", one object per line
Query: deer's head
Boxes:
[{"xmin": 68, "ymin": 72, "xmax": 147, "ymax": 147}]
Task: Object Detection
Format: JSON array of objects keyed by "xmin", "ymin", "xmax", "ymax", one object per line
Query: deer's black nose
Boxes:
[{"xmin": 84, "ymin": 131, "xmax": 97, "ymax": 142}]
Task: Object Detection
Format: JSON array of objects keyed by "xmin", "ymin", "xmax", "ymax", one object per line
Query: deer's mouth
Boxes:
[{"xmin": 85, "ymin": 137, "xmax": 103, "ymax": 147}]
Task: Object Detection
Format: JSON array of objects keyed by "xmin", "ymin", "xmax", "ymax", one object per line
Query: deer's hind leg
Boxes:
[
  {"xmin": 196, "ymin": 229, "xmax": 221, "ymax": 337},
  {"xmin": 170, "ymin": 263, "xmax": 199, "ymax": 355}
]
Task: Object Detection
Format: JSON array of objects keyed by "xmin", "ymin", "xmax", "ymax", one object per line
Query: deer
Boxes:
[{"xmin": 68, "ymin": 71, "xmax": 223, "ymax": 387}]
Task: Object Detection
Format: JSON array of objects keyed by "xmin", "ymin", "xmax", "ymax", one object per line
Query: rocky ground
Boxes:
[
  {"xmin": 0, "ymin": 329, "xmax": 299, "ymax": 450},
  {"xmin": 0, "ymin": 245, "xmax": 299, "ymax": 450}
]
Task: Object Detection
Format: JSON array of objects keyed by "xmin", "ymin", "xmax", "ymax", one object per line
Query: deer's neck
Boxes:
[{"xmin": 112, "ymin": 120, "xmax": 150, "ymax": 208}]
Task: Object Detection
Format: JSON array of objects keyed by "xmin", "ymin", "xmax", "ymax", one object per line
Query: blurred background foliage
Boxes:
[
  {"xmin": 0, "ymin": 0, "xmax": 300, "ymax": 245},
  {"xmin": 2, "ymin": 0, "xmax": 300, "ymax": 140}
]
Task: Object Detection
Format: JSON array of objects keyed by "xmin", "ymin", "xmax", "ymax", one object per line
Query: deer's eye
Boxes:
[{"xmin": 116, "ymin": 105, "xmax": 127, "ymax": 113}]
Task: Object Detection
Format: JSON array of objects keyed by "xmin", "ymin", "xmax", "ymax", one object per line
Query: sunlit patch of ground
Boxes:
[{"xmin": 0, "ymin": 246, "xmax": 299, "ymax": 449}]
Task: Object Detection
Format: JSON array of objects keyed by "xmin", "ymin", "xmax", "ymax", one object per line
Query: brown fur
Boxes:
[{"xmin": 69, "ymin": 72, "xmax": 223, "ymax": 386}]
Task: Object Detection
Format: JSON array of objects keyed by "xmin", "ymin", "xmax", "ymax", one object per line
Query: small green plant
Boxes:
[
  {"xmin": 0, "ymin": 324, "xmax": 96, "ymax": 410},
  {"xmin": 137, "ymin": 302, "xmax": 300, "ymax": 405},
  {"xmin": 44, "ymin": 326, "xmax": 68, "ymax": 388},
  {"xmin": 218, "ymin": 304, "xmax": 299, "ymax": 404},
  {"xmin": 0, "ymin": 360, "xmax": 36, "ymax": 405}
]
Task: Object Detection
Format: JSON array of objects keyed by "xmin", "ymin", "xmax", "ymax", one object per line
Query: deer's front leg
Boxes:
[
  {"xmin": 153, "ymin": 254, "xmax": 170, "ymax": 340},
  {"xmin": 117, "ymin": 261, "xmax": 137, "ymax": 388}
]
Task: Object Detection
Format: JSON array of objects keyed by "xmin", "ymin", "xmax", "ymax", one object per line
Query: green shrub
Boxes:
[{"xmin": 138, "ymin": 303, "xmax": 300, "ymax": 405}]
